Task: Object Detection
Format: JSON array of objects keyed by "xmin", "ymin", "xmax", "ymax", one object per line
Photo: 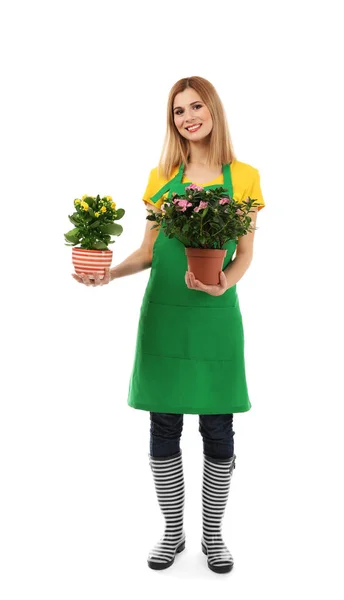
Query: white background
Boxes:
[{"xmin": 1, "ymin": 0, "xmax": 343, "ymax": 598}]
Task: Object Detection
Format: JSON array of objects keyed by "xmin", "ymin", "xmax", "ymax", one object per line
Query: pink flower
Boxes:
[
  {"xmin": 185, "ymin": 184, "xmax": 204, "ymax": 191},
  {"xmin": 219, "ymin": 197, "xmax": 230, "ymax": 205},
  {"xmin": 194, "ymin": 201, "xmax": 208, "ymax": 213},
  {"xmin": 176, "ymin": 199, "xmax": 193, "ymax": 212}
]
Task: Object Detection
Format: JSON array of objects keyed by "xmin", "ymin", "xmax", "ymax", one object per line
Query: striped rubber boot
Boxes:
[
  {"xmin": 147, "ymin": 451, "xmax": 186, "ymax": 570},
  {"xmin": 201, "ymin": 453, "xmax": 236, "ymax": 574}
]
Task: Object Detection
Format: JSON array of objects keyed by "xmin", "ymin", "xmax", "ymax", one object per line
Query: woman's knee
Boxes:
[
  {"xmin": 199, "ymin": 414, "xmax": 234, "ymax": 442},
  {"xmin": 149, "ymin": 412, "xmax": 183, "ymax": 458},
  {"xmin": 150, "ymin": 412, "xmax": 184, "ymax": 440},
  {"xmin": 198, "ymin": 414, "xmax": 235, "ymax": 459}
]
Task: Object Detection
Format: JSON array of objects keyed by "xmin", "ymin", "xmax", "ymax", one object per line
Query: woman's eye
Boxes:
[{"xmin": 175, "ymin": 104, "xmax": 202, "ymax": 116}]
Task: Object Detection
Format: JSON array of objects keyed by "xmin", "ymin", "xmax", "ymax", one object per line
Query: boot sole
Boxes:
[
  {"xmin": 148, "ymin": 540, "xmax": 186, "ymax": 570},
  {"xmin": 202, "ymin": 541, "xmax": 234, "ymax": 574}
]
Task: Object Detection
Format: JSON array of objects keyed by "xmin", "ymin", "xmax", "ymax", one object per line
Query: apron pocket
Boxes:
[{"xmin": 141, "ymin": 301, "xmax": 244, "ymax": 362}]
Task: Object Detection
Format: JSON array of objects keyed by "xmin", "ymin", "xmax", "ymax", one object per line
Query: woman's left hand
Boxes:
[{"xmin": 185, "ymin": 271, "xmax": 228, "ymax": 296}]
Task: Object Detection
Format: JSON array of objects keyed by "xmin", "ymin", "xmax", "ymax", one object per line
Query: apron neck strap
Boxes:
[
  {"xmin": 223, "ymin": 163, "xmax": 231, "ymax": 195},
  {"xmin": 178, "ymin": 162, "xmax": 231, "ymax": 192},
  {"xmin": 176, "ymin": 162, "xmax": 185, "ymax": 183},
  {"xmin": 149, "ymin": 162, "xmax": 233, "ymax": 204}
]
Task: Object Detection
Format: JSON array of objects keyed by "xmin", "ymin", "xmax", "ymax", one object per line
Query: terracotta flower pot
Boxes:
[
  {"xmin": 72, "ymin": 247, "xmax": 113, "ymax": 279},
  {"xmin": 185, "ymin": 247, "xmax": 227, "ymax": 285}
]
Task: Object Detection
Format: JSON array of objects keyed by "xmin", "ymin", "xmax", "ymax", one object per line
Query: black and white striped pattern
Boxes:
[
  {"xmin": 201, "ymin": 454, "xmax": 236, "ymax": 574},
  {"xmin": 147, "ymin": 451, "xmax": 186, "ymax": 570}
]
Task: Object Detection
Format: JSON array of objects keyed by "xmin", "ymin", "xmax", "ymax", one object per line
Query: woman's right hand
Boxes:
[{"xmin": 72, "ymin": 267, "xmax": 113, "ymax": 286}]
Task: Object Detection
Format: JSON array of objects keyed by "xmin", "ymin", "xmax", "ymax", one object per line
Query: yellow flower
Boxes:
[
  {"xmin": 74, "ymin": 199, "xmax": 81, "ymax": 204},
  {"xmin": 82, "ymin": 194, "xmax": 88, "ymax": 200},
  {"xmin": 95, "ymin": 212, "xmax": 100, "ymax": 217},
  {"xmin": 81, "ymin": 202, "xmax": 89, "ymax": 211},
  {"xmin": 106, "ymin": 196, "xmax": 113, "ymax": 201},
  {"xmin": 101, "ymin": 206, "xmax": 107, "ymax": 213},
  {"xmin": 111, "ymin": 202, "xmax": 116, "ymax": 209}
]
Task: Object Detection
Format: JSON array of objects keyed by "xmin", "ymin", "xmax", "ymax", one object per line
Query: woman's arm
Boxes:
[
  {"xmin": 223, "ymin": 207, "xmax": 258, "ymax": 288},
  {"xmin": 110, "ymin": 202, "xmax": 160, "ymax": 281},
  {"xmin": 140, "ymin": 202, "xmax": 161, "ymax": 261},
  {"xmin": 235, "ymin": 206, "xmax": 258, "ymax": 258}
]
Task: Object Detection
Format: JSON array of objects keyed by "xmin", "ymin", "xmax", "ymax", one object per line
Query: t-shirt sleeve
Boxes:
[
  {"xmin": 142, "ymin": 167, "xmax": 168, "ymax": 209},
  {"xmin": 247, "ymin": 169, "xmax": 265, "ymax": 211},
  {"xmin": 142, "ymin": 168, "xmax": 156, "ymax": 205}
]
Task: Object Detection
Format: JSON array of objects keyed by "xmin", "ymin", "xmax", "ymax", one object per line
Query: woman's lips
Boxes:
[{"xmin": 185, "ymin": 124, "xmax": 202, "ymax": 133}]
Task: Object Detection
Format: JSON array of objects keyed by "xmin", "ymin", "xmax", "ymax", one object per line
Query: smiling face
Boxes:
[{"xmin": 173, "ymin": 88, "xmax": 213, "ymax": 143}]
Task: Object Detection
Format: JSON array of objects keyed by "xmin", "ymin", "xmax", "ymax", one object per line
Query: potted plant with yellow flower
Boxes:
[
  {"xmin": 146, "ymin": 184, "xmax": 259, "ymax": 285},
  {"xmin": 64, "ymin": 194, "xmax": 125, "ymax": 279}
]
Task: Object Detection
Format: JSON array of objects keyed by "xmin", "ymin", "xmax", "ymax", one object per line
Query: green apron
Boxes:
[{"xmin": 127, "ymin": 162, "xmax": 251, "ymax": 414}]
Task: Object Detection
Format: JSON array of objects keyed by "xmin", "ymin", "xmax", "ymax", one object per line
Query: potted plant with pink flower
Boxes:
[
  {"xmin": 64, "ymin": 194, "xmax": 125, "ymax": 279},
  {"xmin": 146, "ymin": 184, "xmax": 259, "ymax": 284}
]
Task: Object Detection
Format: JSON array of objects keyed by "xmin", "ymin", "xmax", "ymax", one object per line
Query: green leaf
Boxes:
[
  {"xmin": 66, "ymin": 227, "xmax": 80, "ymax": 235},
  {"xmin": 92, "ymin": 241, "xmax": 108, "ymax": 249},
  {"xmin": 100, "ymin": 223, "xmax": 123, "ymax": 235},
  {"xmin": 68, "ymin": 214, "xmax": 80, "ymax": 226},
  {"xmin": 89, "ymin": 219, "xmax": 102, "ymax": 229},
  {"xmin": 64, "ymin": 228, "xmax": 81, "ymax": 243},
  {"xmin": 114, "ymin": 208, "xmax": 125, "ymax": 220},
  {"xmin": 175, "ymin": 234, "xmax": 190, "ymax": 246},
  {"xmin": 64, "ymin": 236, "xmax": 80, "ymax": 244}
]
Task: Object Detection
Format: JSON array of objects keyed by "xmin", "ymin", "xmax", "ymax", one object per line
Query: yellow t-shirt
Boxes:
[{"xmin": 142, "ymin": 159, "xmax": 265, "ymax": 211}]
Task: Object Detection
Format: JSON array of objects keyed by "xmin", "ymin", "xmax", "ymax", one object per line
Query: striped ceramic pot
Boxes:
[{"xmin": 72, "ymin": 247, "xmax": 113, "ymax": 279}]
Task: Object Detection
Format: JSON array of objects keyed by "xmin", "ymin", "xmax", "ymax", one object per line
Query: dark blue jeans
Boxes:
[{"xmin": 149, "ymin": 412, "xmax": 235, "ymax": 459}]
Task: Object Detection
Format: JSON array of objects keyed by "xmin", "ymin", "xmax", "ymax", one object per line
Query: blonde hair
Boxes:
[{"xmin": 157, "ymin": 76, "xmax": 237, "ymax": 180}]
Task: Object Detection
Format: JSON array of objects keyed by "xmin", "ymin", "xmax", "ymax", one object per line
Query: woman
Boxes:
[{"xmin": 72, "ymin": 76, "xmax": 265, "ymax": 574}]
